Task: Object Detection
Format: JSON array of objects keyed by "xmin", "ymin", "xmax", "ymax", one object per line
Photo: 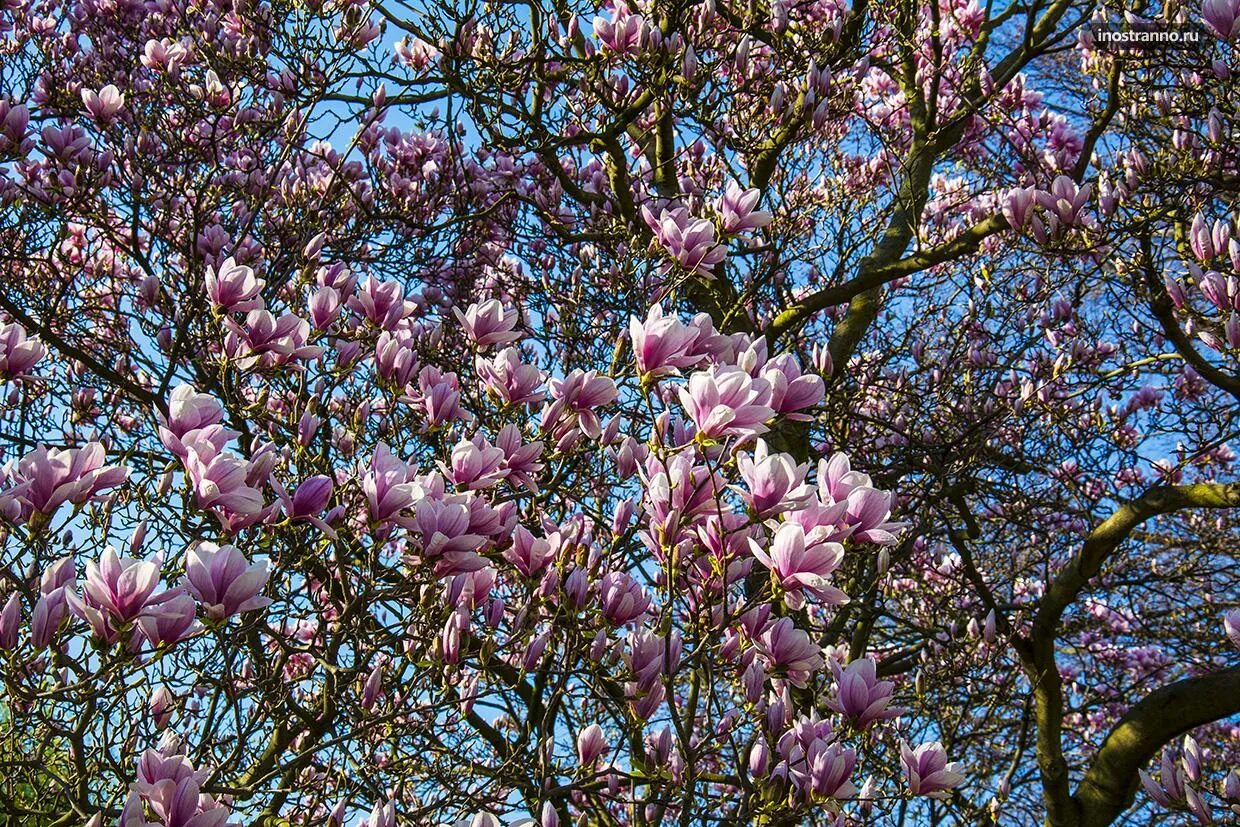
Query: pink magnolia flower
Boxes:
[
  {"xmin": 577, "ymin": 723, "xmax": 610, "ymax": 766},
  {"xmin": 645, "ymin": 206, "xmax": 727, "ymax": 276},
  {"xmin": 413, "ymin": 498, "xmax": 487, "ymax": 575},
  {"xmin": 1203, "ymin": 0, "xmax": 1240, "ymax": 39},
  {"xmin": 205, "ymin": 256, "xmax": 264, "ymax": 313},
  {"xmin": 716, "ymin": 182, "xmax": 773, "ymax": 234},
  {"xmin": 309, "ymin": 286, "xmax": 342, "ymax": 329},
  {"xmin": 31, "ymin": 585, "xmax": 71, "ymax": 649},
  {"xmin": 0, "ymin": 321, "xmax": 46, "ymax": 380},
  {"xmin": 495, "ymin": 424, "xmax": 544, "ymax": 492},
  {"xmin": 736, "ymin": 440, "xmax": 812, "ymax": 516},
  {"xmin": 0, "ymin": 100, "xmax": 30, "ymax": 154},
  {"xmin": 901, "ymin": 741, "xmax": 966, "ymax": 799},
  {"xmin": 503, "ymin": 526, "xmax": 555, "ymax": 577},
  {"xmin": 362, "ymin": 444, "xmax": 422, "ymax": 527},
  {"xmin": 454, "ymin": 298, "xmax": 522, "ymax": 348},
  {"xmin": 412, "ymin": 365, "xmax": 472, "ymax": 427},
  {"xmin": 348, "ymin": 278, "xmax": 410, "ymax": 329},
  {"xmin": 1036, "ymin": 175, "xmax": 1092, "ymax": 227},
  {"xmin": 141, "ymin": 38, "xmax": 189, "ymax": 74},
  {"xmin": 375, "ymin": 331, "xmax": 420, "ymax": 387},
  {"xmin": 290, "ymin": 474, "xmax": 333, "ymax": 518},
  {"xmin": 68, "ymin": 547, "xmax": 166, "ymax": 643},
  {"xmin": 11, "ymin": 442, "xmax": 129, "ymax": 519},
  {"xmin": 593, "ymin": 6, "xmax": 647, "ymax": 53},
  {"xmin": 444, "ymin": 435, "xmax": 509, "ymax": 490},
  {"xmin": 749, "ymin": 522, "xmax": 846, "ymax": 609},
  {"xmin": 0, "ymin": 592, "xmax": 20, "ymax": 650},
  {"xmin": 361, "ymin": 662, "xmax": 385, "ymax": 711},
  {"xmin": 544, "ymin": 369, "xmax": 618, "ymax": 440},
  {"xmin": 81, "ymin": 84, "xmax": 125, "ymax": 121},
  {"xmin": 1225, "ymin": 608, "xmax": 1240, "ymax": 649},
  {"xmin": 477, "ymin": 346, "xmax": 545, "ymax": 405},
  {"xmin": 158, "ymin": 385, "xmax": 230, "ymax": 456},
  {"xmin": 183, "ymin": 541, "xmax": 271, "ymax": 621},
  {"xmin": 757, "ymin": 617, "xmax": 824, "ymax": 686},
  {"xmin": 182, "ymin": 435, "xmax": 265, "ymax": 528},
  {"xmin": 812, "ymin": 452, "xmax": 904, "ymax": 544},
  {"xmin": 223, "ymin": 309, "xmax": 323, "ymax": 370},
  {"xmin": 149, "ymin": 686, "xmax": 175, "ymax": 729},
  {"xmin": 629, "ymin": 305, "xmax": 700, "ymax": 381},
  {"xmin": 135, "ymin": 593, "xmax": 199, "ymax": 648},
  {"xmin": 1001, "ymin": 186, "xmax": 1037, "ymax": 229},
  {"xmin": 599, "ymin": 571, "xmax": 651, "ymax": 625},
  {"xmin": 128, "ymin": 747, "xmax": 235, "ymax": 827},
  {"xmin": 626, "ymin": 628, "xmax": 680, "ymax": 692},
  {"xmin": 774, "ymin": 716, "xmax": 858, "ymax": 800},
  {"xmin": 827, "ymin": 657, "xmax": 904, "ymax": 729},
  {"xmin": 763, "ymin": 354, "xmax": 825, "ymax": 419},
  {"xmin": 679, "ymin": 365, "xmax": 775, "ymax": 442}
]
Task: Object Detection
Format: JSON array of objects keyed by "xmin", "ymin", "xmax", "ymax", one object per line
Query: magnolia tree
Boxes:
[{"xmin": 0, "ymin": 0, "xmax": 1238, "ymax": 823}]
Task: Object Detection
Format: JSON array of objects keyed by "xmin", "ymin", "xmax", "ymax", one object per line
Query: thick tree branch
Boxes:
[
  {"xmin": 1027, "ymin": 482, "xmax": 1240, "ymax": 826},
  {"xmin": 1073, "ymin": 666, "xmax": 1240, "ymax": 827},
  {"xmin": 1035, "ymin": 483, "xmax": 1240, "ymax": 635}
]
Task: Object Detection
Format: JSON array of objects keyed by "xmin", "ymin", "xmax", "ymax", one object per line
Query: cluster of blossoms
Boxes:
[
  {"xmin": 1140, "ymin": 736, "xmax": 1240, "ymax": 825},
  {"xmin": 0, "ymin": 285, "xmax": 951, "ymax": 824},
  {"xmin": 0, "ymin": 0, "xmax": 1238, "ymax": 823},
  {"xmin": 1163, "ymin": 211, "xmax": 1240, "ymax": 356}
]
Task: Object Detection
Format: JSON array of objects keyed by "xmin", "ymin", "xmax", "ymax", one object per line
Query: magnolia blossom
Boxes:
[
  {"xmin": 205, "ymin": 256, "xmax": 264, "ymax": 313},
  {"xmin": 773, "ymin": 716, "xmax": 858, "ymax": 800},
  {"xmin": 477, "ymin": 347, "xmax": 544, "ymax": 405},
  {"xmin": 1001, "ymin": 186, "xmax": 1038, "ymax": 229},
  {"xmin": 0, "ymin": 321, "xmax": 46, "ymax": 379},
  {"xmin": 362, "ymin": 444, "xmax": 422, "ymax": 527},
  {"xmin": 716, "ymin": 182, "xmax": 773, "ymax": 234},
  {"xmin": 0, "ymin": 592, "xmax": 19, "ymax": 650},
  {"xmin": 827, "ymin": 658, "xmax": 904, "ymax": 729},
  {"xmin": 67, "ymin": 547, "xmax": 165, "ymax": 644},
  {"xmin": 349, "ymin": 278, "xmax": 409, "ymax": 329},
  {"xmin": 592, "ymin": 6, "xmax": 647, "ymax": 53},
  {"xmin": 413, "ymin": 498, "xmax": 487, "ymax": 575},
  {"xmin": 134, "ymin": 593, "xmax": 199, "ymax": 648},
  {"xmin": 1036, "ymin": 175, "xmax": 1092, "ymax": 228},
  {"xmin": 750, "ymin": 523, "xmax": 846, "ymax": 610},
  {"xmin": 182, "ymin": 541, "xmax": 271, "ymax": 621},
  {"xmin": 736, "ymin": 440, "xmax": 812, "ymax": 516},
  {"xmin": 1203, "ymin": 0, "xmax": 1240, "ymax": 40},
  {"xmin": 901, "ymin": 741, "xmax": 966, "ymax": 798},
  {"xmin": 182, "ymin": 435, "xmax": 266, "ymax": 529},
  {"xmin": 628, "ymin": 305, "xmax": 700, "ymax": 381},
  {"xmin": 645, "ymin": 206, "xmax": 727, "ymax": 276},
  {"xmin": 599, "ymin": 571, "xmax": 651, "ymax": 625},
  {"xmin": 503, "ymin": 526, "xmax": 555, "ymax": 577},
  {"xmin": 454, "ymin": 298, "xmax": 522, "ymax": 348},
  {"xmin": 1226, "ymin": 608, "xmax": 1240, "ymax": 649},
  {"xmin": 576, "ymin": 723, "xmax": 610, "ymax": 766},
  {"xmin": 158, "ymin": 384, "xmax": 229, "ymax": 456},
  {"xmin": 122, "ymin": 747, "xmax": 236, "ymax": 827},
  {"xmin": 544, "ymin": 369, "xmax": 617, "ymax": 440},
  {"xmin": 679, "ymin": 365, "xmax": 775, "ymax": 442},
  {"xmin": 81, "ymin": 84, "xmax": 125, "ymax": 120},
  {"xmin": 757, "ymin": 617, "xmax": 824, "ymax": 686},
  {"xmin": 223, "ymin": 309, "xmax": 323, "ymax": 370},
  {"xmin": 444, "ymin": 435, "xmax": 509, "ymax": 490},
  {"xmin": 7, "ymin": 442, "xmax": 129, "ymax": 520}
]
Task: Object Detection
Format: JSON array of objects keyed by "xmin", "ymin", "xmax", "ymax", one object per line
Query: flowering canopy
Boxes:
[{"xmin": 0, "ymin": 0, "xmax": 1238, "ymax": 824}]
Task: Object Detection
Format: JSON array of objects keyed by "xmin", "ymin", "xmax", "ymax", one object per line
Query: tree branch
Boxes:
[
  {"xmin": 1073, "ymin": 665, "xmax": 1240, "ymax": 827},
  {"xmin": 766, "ymin": 214, "xmax": 1009, "ymax": 342},
  {"xmin": 1027, "ymin": 482, "xmax": 1240, "ymax": 826}
]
